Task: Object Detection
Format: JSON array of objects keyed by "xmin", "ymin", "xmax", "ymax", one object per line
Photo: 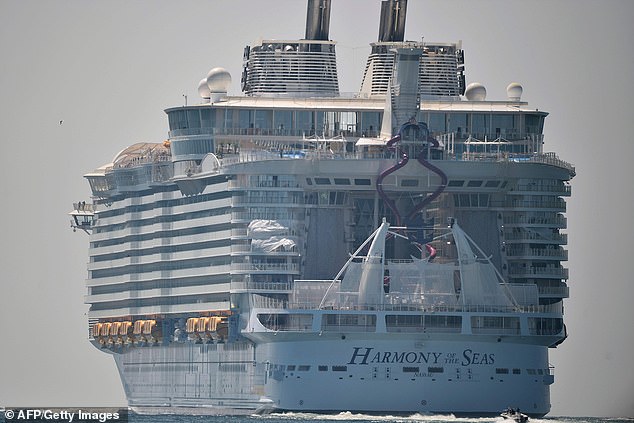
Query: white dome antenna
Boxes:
[
  {"xmin": 506, "ymin": 82, "xmax": 523, "ymax": 101},
  {"xmin": 464, "ymin": 82, "xmax": 486, "ymax": 101},
  {"xmin": 198, "ymin": 78, "xmax": 211, "ymax": 100},
  {"xmin": 206, "ymin": 68, "xmax": 231, "ymax": 103}
]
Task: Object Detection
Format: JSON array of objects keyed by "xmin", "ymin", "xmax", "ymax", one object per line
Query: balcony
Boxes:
[
  {"xmin": 231, "ymin": 262, "xmax": 300, "ymax": 274},
  {"xmin": 503, "ymin": 231, "xmax": 568, "ymax": 245},
  {"xmin": 505, "ymin": 246, "xmax": 568, "ymax": 261},
  {"xmin": 508, "ymin": 266, "xmax": 569, "ymax": 280}
]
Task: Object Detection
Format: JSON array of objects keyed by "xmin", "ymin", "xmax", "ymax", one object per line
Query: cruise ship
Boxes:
[{"xmin": 70, "ymin": 0, "xmax": 574, "ymax": 416}]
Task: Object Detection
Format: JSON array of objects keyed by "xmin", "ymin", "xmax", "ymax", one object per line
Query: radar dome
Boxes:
[
  {"xmin": 464, "ymin": 82, "xmax": 487, "ymax": 101},
  {"xmin": 506, "ymin": 82, "xmax": 523, "ymax": 101},
  {"xmin": 198, "ymin": 78, "xmax": 211, "ymax": 99},
  {"xmin": 206, "ymin": 67, "xmax": 231, "ymax": 93}
]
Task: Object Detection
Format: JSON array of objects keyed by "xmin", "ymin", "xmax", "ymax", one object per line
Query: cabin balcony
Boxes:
[
  {"xmin": 537, "ymin": 285, "xmax": 570, "ymax": 299},
  {"xmin": 503, "ymin": 231, "xmax": 568, "ymax": 245},
  {"xmin": 505, "ymin": 246, "xmax": 568, "ymax": 261},
  {"xmin": 508, "ymin": 266, "xmax": 569, "ymax": 279},
  {"xmin": 502, "ymin": 214, "xmax": 567, "ymax": 228},
  {"xmin": 231, "ymin": 262, "xmax": 300, "ymax": 275}
]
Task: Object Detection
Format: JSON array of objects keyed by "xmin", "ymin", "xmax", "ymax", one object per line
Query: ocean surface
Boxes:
[
  {"xmin": 124, "ymin": 413, "xmax": 632, "ymax": 423},
  {"xmin": 1, "ymin": 412, "xmax": 632, "ymax": 423}
]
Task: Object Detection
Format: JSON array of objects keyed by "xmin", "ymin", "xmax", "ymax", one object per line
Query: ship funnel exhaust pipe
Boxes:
[
  {"xmin": 305, "ymin": 0, "xmax": 331, "ymax": 40},
  {"xmin": 378, "ymin": 0, "xmax": 407, "ymax": 42}
]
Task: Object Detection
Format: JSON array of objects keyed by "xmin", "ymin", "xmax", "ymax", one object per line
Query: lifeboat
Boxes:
[
  {"xmin": 92, "ymin": 323, "xmax": 102, "ymax": 339},
  {"xmin": 186, "ymin": 318, "xmax": 201, "ymax": 341},
  {"xmin": 142, "ymin": 320, "xmax": 161, "ymax": 343},
  {"xmin": 197, "ymin": 317, "xmax": 212, "ymax": 342},
  {"xmin": 109, "ymin": 322, "xmax": 122, "ymax": 345},
  {"xmin": 119, "ymin": 321, "xmax": 133, "ymax": 344},
  {"xmin": 133, "ymin": 320, "xmax": 145, "ymax": 343}
]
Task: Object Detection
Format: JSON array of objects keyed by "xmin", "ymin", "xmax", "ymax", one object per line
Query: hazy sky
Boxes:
[{"xmin": 1, "ymin": 0, "xmax": 633, "ymax": 417}]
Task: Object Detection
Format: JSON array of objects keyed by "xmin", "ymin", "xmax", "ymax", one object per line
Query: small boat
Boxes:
[{"xmin": 501, "ymin": 408, "xmax": 529, "ymax": 423}]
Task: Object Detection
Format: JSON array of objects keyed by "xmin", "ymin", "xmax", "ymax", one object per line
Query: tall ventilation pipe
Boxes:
[
  {"xmin": 378, "ymin": 0, "xmax": 408, "ymax": 42},
  {"xmin": 305, "ymin": 0, "xmax": 332, "ymax": 40}
]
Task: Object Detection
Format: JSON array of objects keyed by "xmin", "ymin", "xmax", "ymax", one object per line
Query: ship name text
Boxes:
[{"xmin": 347, "ymin": 347, "xmax": 495, "ymax": 366}]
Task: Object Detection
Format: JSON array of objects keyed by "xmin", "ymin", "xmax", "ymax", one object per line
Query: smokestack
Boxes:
[
  {"xmin": 305, "ymin": 0, "xmax": 331, "ymax": 40},
  {"xmin": 378, "ymin": 0, "xmax": 407, "ymax": 42}
]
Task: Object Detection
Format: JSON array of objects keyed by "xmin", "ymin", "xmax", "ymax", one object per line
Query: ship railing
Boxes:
[
  {"xmin": 508, "ymin": 267, "xmax": 569, "ymax": 279},
  {"xmin": 505, "ymin": 246, "xmax": 568, "ymax": 260},
  {"xmin": 471, "ymin": 327, "xmax": 521, "ymax": 335},
  {"xmin": 73, "ymin": 202, "xmax": 94, "ymax": 212},
  {"xmin": 537, "ymin": 286, "xmax": 570, "ymax": 297},
  {"xmin": 273, "ymin": 301, "xmax": 557, "ymax": 314},
  {"xmin": 511, "ymin": 184, "xmax": 571, "ymax": 195},
  {"xmin": 232, "ymin": 262, "xmax": 300, "ymax": 272},
  {"xmin": 503, "ymin": 215, "xmax": 567, "ymax": 227},
  {"xmin": 492, "ymin": 199, "xmax": 567, "ymax": 210},
  {"xmin": 503, "ymin": 231, "xmax": 568, "ymax": 243},
  {"xmin": 232, "ymin": 281, "xmax": 293, "ymax": 292},
  {"xmin": 218, "ymin": 149, "xmax": 389, "ymax": 167},
  {"xmin": 459, "ymin": 151, "xmax": 575, "ymax": 174}
]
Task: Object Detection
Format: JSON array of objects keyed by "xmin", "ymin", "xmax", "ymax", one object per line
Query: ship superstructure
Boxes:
[{"xmin": 71, "ymin": 0, "xmax": 574, "ymax": 416}]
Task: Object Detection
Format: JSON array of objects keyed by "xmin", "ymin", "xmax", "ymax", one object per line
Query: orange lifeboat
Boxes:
[
  {"xmin": 186, "ymin": 318, "xmax": 200, "ymax": 341},
  {"xmin": 119, "ymin": 321, "xmax": 133, "ymax": 344},
  {"xmin": 133, "ymin": 320, "xmax": 145, "ymax": 343}
]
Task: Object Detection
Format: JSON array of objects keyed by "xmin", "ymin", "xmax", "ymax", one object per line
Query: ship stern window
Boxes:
[{"xmin": 354, "ymin": 178, "xmax": 371, "ymax": 186}]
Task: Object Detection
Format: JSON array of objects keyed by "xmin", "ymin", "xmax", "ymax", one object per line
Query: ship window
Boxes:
[
  {"xmin": 298, "ymin": 365, "xmax": 310, "ymax": 371},
  {"xmin": 385, "ymin": 315, "xmax": 461, "ymax": 333},
  {"xmin": 448, "ymin": 180, "xmax": 464, "ymax": 187},
  {"xmin": 527, "ymin": 317, "xmax": 563, "ymax": 336},
  {"xmin": 255, "ymin": 109, "xmax": 273, "ymax": 129},
  {"xmin": 513, "ymin": 368, "xmax": 521, "ymax": 375},
  {"xmin": 287, "ymin": 365, "xmax": 296, "ymax": 371},
  {"xmin": 491, "ymin": 114, "xmax": 514, "ymax": 135},
  {"xmin": 471, "ymin": 316, "xmax": 520, "ymax": 335},
  {"xmin": 318, "ymin": 365, "xmax": 328, "ymax": 371},
  {"xmin": 322, "ymin": 314, "xmax": 376, "ymax": 332},
  {"xmin": 257, "ymin": 313, "xmax": 313, "ymax": 331},
  {"xmin": 359, "ymin": 112, "xmax": 380, "ymax": 137},
  {"xmin": 187, "ymin": 110, "xmax": 201, "ymax": 128},
  {"xmin": 501, "ymin": 181, "xmax": 508, "ymax": 188},
  {"xmin": 200, "ymin": 109, "xmax": 215, "ymax": 128},
  {"xmin": 334, "ymin": 178, "xmax": 350, "ymax": 185},
  {"xmin": 467, "ymin": 180, "xmax": 483, "ymax": 187},
  {"xmin": 527, "ymin": 369, "xmax": 536, "ymax": 375},
  {"xmin": 315, "ymin": 178, "xmax": 331, "ymax": 185},
  {"xmin": 354, "ymin": 178, "xmax": 371, "ymax": 186},
  {"xmin": 332, "ymin": 366, "xmax": 347, "ymax": 372},
  {"xmin": 401, "ymin": 179, "xmax": 419, "ymax": 187},
  {"xmin": 496, "ymin": 368, "xmax": 509, "ymax": 374},
  {"xmin": 428, "ymin": 367, "xmax": 444, "ymax": 373},
  {"xmin": 471, "ymin": 113, "xmax": 489, "ymax": 136},
  {"xmin": 168, "ymin": 109, "xmax": 188, "ymax": 130},
  {"xmin": 525, "ymin": 113, "xmax": 544, "ymax": 135},
  {"xmin": 296, "ymin": 111, "xmax": 315, "ymax": 133},
  {"xmin": 448, "ymin": 113, "xmax": 468, "ymax": 135},
  {"xmin": 485, "ymin": 180, "xmax": 500, "ymax": 188},
  {"xmin": 274, "ymin": 110, "xmax": 293, "ymax": 134},
  {"xmin": 239, "ymin": 109, "xmax": 255, "ymax": 130},
  {"xmin": 306, "ymin": 178, "xmax": 313, "ymax": 185},
  {"xmin": 428, "ymin": 113, "xmax": 446, "ymax": 132},
  {"xmin": 403, "ymin": 367, "xmax": 419, "ymax": 373}
]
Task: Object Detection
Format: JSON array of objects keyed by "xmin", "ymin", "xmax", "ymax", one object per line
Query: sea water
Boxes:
[{"xmin": 123, "ymin": 413, "xmax": 632, "ymax": 423}]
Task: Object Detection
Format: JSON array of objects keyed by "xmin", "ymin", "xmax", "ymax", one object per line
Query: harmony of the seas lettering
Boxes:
[{"xmin": 347, "ymin": 347, "xmax": 495, "ymax": 366}]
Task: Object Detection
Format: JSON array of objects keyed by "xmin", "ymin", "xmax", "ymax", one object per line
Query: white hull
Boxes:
[{"xmin": 112, "ymin": 336, "xmax": 552, "ymax": 416}]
